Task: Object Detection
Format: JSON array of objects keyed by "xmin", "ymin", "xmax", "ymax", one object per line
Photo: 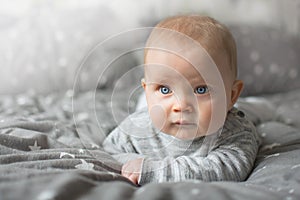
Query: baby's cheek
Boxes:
[
  {"xmin": 205, "ymin": 97, "xmax": 227, "ymax": 134},
  {"xmin": 197, "ymin": 105, "xmax": 211, "ymax": 130},
  {"xmin": 149, "ymin": 104, "xmax": 167, "ymax": 131}
]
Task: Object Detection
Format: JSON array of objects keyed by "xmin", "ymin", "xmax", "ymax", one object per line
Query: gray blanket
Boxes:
[{"xmin": 0, "ymin": 89, "xmax": 300, "ymax": 200}]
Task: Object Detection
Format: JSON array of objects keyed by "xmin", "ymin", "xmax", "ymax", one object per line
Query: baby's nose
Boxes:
[{"xmin": 172, "ymin": 97, "xmax": 193, "ymax": 113}]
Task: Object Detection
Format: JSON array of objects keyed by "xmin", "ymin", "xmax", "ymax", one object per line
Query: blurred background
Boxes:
[{"xmin": 0, "ymin": 0, "xmax": 299, "ymax": 95}]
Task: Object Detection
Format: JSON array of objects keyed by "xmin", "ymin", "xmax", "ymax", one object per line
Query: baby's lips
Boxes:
[{"xmin": 173, "ymin": 120, "xmax": 197, "ymax": 125}]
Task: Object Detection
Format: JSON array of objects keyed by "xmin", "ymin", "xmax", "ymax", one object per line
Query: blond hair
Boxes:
[{"xmin": 145, "ymin": 15, "xmax": 237, "ymax": 78}]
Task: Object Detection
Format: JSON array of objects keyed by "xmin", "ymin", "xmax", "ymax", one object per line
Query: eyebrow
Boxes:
[{"xmin": 146, "ymin": 79, "xmax": 171, "ymax": 85}]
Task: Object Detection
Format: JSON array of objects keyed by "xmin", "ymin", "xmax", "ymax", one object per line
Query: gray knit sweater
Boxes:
[{"xmin": 102, "ymin": 107, "xmax": 261, "ymax": 185}]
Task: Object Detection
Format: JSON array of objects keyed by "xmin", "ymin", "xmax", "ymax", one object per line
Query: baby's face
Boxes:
[{"xmin": 143, "ymin": 50, "xmax": 236, "ymax": 140}]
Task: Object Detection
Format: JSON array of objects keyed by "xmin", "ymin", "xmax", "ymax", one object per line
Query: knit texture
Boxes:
[{"xmin": 103, "ymin": 107, "xmax": 261, "ymax": 185}]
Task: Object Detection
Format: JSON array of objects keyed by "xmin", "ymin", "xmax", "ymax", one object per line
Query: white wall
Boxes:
[{"xmin": 0, "ymin": 0, "xmax": 299, "ymax": 94}]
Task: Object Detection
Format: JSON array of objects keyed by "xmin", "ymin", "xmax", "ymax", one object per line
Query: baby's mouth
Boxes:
[{"xmin": 173, "ymin": 120, "xmax": 197, "ymax": 126}]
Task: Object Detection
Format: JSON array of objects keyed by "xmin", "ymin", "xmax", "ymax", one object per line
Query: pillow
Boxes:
[{"xmin": 229, "ymin": 25, "xmax": 300, "ymax": 96}]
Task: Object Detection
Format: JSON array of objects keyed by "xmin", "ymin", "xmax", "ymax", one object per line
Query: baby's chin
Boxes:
[
  {"xmin": 162, "ymin": 127, "xmax": 207, "ymax": 140},
  {"xmin": 160, "ymin": 124, "xmax": 222, "ymax": 140}
]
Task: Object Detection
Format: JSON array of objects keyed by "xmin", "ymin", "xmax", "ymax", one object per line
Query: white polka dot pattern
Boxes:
[{"xmin": 230, "ymin": 25, "xmax": 300, "ymax": 96}]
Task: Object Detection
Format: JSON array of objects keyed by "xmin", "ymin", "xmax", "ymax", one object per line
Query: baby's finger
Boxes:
[{"xmin": 127, "ymin": 174, "xmax": 138, "ymax": 184}]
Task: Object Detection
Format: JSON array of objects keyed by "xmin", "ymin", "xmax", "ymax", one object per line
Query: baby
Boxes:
[{"xmin": 103, "ymin": 15, "xmax": 261, "ymax": 185}]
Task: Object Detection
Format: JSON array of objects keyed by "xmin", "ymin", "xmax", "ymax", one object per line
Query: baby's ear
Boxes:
[
  {"xmin": 230, "ymin": 80, "xmax": 244, "ymax": 108},
  {"xmin": 141, "ymin": 78, "xmax": 146, "ymax": 89}
]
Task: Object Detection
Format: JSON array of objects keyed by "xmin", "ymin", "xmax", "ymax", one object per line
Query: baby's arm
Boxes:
[
  {"xmin": 103, "ymin": 125, "xmax": 145, "ymax": 184},
  {"xmin": 103, "ymin": 127, "xmax": 145, "ymax": 164},
  {"xmin": 121, "ymin": 158, "xmax": 143, "ymax": 184},
  {"xmin": 138, "ymin": 125, "xmax": 260, "ymax": 185}
]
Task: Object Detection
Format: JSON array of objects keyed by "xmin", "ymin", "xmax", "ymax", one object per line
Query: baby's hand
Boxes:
[{"xmin": 121, "ymin": 158, "xmax": 143, "ymax": 184}]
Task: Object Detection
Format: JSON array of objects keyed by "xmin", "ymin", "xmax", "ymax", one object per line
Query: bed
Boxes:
[
  {"xmin": 1, "ymin": 87, "xmax": 300, "ymax": 200},
  {"xmin": 1, "ymin": 1, "xmax": 300, "ymax": 200}
]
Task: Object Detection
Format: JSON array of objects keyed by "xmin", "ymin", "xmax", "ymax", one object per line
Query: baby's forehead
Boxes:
[
  {"xmin": 145, "ymin": 26, "xmax": 236, "ymax": 79},
  {"xmin": 144, "ymin": 49, "xmax": 234, "ymax": 83},
  {"xmin": 145, "ymin": 49, "xmax": 227, "ymax": 71}
]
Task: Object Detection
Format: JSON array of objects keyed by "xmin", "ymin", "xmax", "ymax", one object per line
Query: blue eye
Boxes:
[
  {"xmin": 195, "ymin": 86, "xmax": 208, "ymax": 94},
  {"xmin": 159, "ymin": 86, "xmax": 171, "ymax": 94}
]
